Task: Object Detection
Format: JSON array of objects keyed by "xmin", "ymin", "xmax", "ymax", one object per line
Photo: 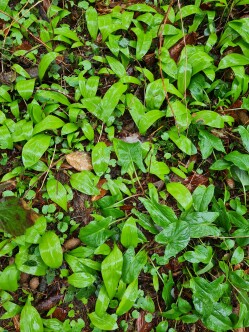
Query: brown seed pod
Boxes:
[{"xmin": 63, "ymin": 238, "xmax": 81, "ymax": 250}]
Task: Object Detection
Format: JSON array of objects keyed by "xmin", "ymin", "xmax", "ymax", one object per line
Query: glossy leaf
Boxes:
[
  {"xmin": 33, "ymin": 115, "xmax": 65, "ymax": 135},
  {"xmin": 224, "ymin": 151, "xmax": 249, "ymax": 171},
  {"xmin": 235, "ymin": 125, "xmax": 249, "ymax": 152},
  {"xmin": 46, "ymin": 179, "xmax": 68, "ymax": 211},
  {"xmin": 231, "ymin": 246, "xmax": 244, "ymax": 265},
  {"xmin": 122, "ymin": 248, "xmax": 147, "ymax": 284},
  {"xmin": 218, "ymin": 53, "xmax": 249, "ymax": 69},
  {"xmin": 20, "ymin": 299, "xmax": 43, "ymax": 332},
  {"xmin": 101, "ymin": 244, "xmax": 123, "ymax": 299},
  {"xmin": 177, "ymin": 62, "xmax": 192, "ymax": 94},
  {"xmin": 166, "ymin": 100, "xmax": 191, "ymax": 130},
  {"xmin": 106, "ymin": 56, "xmax": 126, "ymax": 78},
  {"xmin": 86, "ymin": 6, "xmax": 98, "ymax": 40},
  {"xmin": 192, "ymin": 185, "xmax": 215, "ymax": 212},
  {"xmin": 0, "ymin": 264, "xmax": 20, "ymax": 292},
  {"xmin": 88, "ymin": 312, "xmax": 118, "ymax": 331},
  {"xmin": 116, "ymin": 279, "xmax": 138, "ymax": 315},
  {"xmin": 192, "ymin": 111, "xmax": 225, "ymax": 128},
  {"xmin": 16, "ymin": 79, "xmax": 35, "ymax": 100},
  {"xmin": 132, "ymin": 28, "xmax": 152, "ymax": 60},
  {"xmin": 92, "ymin": 142, "xmax": 110, "ymax": 176},
  {"xmin": 167, "ymin": 182, "xmax": 193, "ymax": 210},
  {"xmin": 70, "ymin": 170, "xmax": 100, "ymax": 195},
  {"xmin": 22, "ymin": 134, "xmax": 51, "ymax": 168},
  {"xmin": 38, "ymin": 52, "xmax": 58, "ymax": 81},
  {"xmin": 95, "ymin": 285, "xmax": 110, "ymax": 317},
  {"xmin": 168, "ymin": 127, "xmax": 197, "ymax": 155},
  {"xmin": 121, "ymin": 217, "xmax": 138, "ymax": 248},
  {"xmin": 68, "ymin": 272, "xmax": 95, "ymax": 288},
  {"xmin": 39, "ymin": 231, "xmax": 63, "ymax": 268}
]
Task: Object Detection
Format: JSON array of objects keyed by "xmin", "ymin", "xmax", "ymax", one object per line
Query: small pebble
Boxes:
[{"xmin": 29, "ymin": 277, "xmax": 40, "ymax": 290}]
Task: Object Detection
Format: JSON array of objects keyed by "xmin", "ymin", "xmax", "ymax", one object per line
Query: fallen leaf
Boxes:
[
  {"xmin": 182, "ymin": 173, "xmax": 209, "ymax": 192},
  {"xmin": 136, "ymin": 311, "xmax": 154, "ymax": 332},
  {"xmin": 91, "ymin": 179, "xmax": 107, "ymax": 201},
  {"xmin": 0, "ymin": 197, "xmax": 39, "ymax": 236},
  {"xmin": 52, "ymin": 307, "xmax": 67, "ymax": 321},
  {"xmin": 36, "ymin": 294, "xmax": 63, "ymax": 312},
  {"xmin": 66, "ymin": 152, "xmax": 93, "ymax": 171},
  {"xmin": 169, "ymin": 32, "xmax": 197, "ymax": 62}
]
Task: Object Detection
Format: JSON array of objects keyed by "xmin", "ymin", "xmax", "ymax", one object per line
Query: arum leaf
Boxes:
[
  {"xmin": 70, "ymin": 170, "xmax": 99, "ymax": 195},
  {"xmin": 0, "ymin": 197, "xmax": 38, "ymax": 236},
  {"xmin": 167, "ymin": 182, "xmax": 193, "ymax": 210},
  {"xmin": 68, "ymin": 272, "xmax": 95, "ymax": 288},
  {"xmin": 218, "ymin": 53, "xmax": 249, "ymax": 70},
  {"xmin": 22, "ymin": 134, "xmax": 51, "ymax": 168},
  {"xmin": 46, "ymin": 179, "xmax": 68, "ymax": 211},
  {"xmin": 39, "ymin": 231, "xmax": 63, "ymax": 268},
  {"xmin": 20, "ymin": 299, "xmax": 43, "ymax": 332},
  {"xmin": 16, "ymin": 79, "xmax": 35, "ymax": 100},
  {"xmin": 33, "ymin": 115, "xmax": 65, "ymax": 135},
  {"xmin": 116, "ymin": 279, "xmax": 139, "ymax": 315},
  {"xmin": 38, "ymin": 52, "xmax": 58, "ymax": 81},
  {"xmin": 88, "ymin": 312, "xmax": 118, "ymax": 331},
  {"xmin": 101, "ymin": 244, "xmax": 123, "ymax": 299}
]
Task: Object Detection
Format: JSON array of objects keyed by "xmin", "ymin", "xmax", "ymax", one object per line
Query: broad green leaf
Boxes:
[
  {"xmin": 218, "ymin": 53, "xmax": 249, "ymax": 70},
  {"xmin": 139, "ymin": 197, "xmax": 177, "ymax": 227},
  {"xmin": 121, "ymin": 217, "xmax": 138, "ymax": 248},
  {"xmin": 33, "ymin": 115, "xmax": 65, "ymax": 135},
  {"xmin": 231, "ymin": 166, "xmax": 249, "ymax": 187},
  {"xmin": 15, "ymin": 79, "xmax": 35, "ymax": 100},
  {"xmin": 224, "ymin": 151, "xmax": 249, "ymax": 170},
  {"xmin": 12, "ymin": 64, "xmax": 31, "ymax": 78},
  {"xmin": 127, "ymin": 4, "xmax": 157, "ymax": 12},
  {"xmin": 177, "ymin": 62, "xmax": 192, "ymax": 94},
  {"xmin": 192, "ymin": 111, "xmax": 224, "ymax": 128},
  {"xmin": 113, "ymin": 138, "xmax": 146, "ymax": 175},
  {"xmin": 68, "ymin": 272, "xmax": 95, "ymax": 288},
  {"xmin": 122, "ymin": 248, "xmax": 147, "ymax": 284},
  {"xmin": 88, "ymin": 312, "xmax": 118, "ymax": 331},
  {"xmin": 38, "ymin": 52, "xmax": 58, "ymax": 81},
  {"xmin": 106, "ymin": 56, "xmax": 126, "ymax": 78},
  {"xmin": 184, "ymin": 245, "xmax": 213, "ymax": 264},
  {"xmin": 20, "ymin": 299, "xmax": 43, "ymax": 332},
  {"xmin": 95, "ymin": 285, "xmax": 110, "ymax": 317},
  {"xmin": 138, "ymin": 110, "xmax": 164, "ymax": 135},
  {"xmin": 100, "ymin": 82, "xmax": 127, "ymax": 123},
  {"xmin": 46, "ymin": 179, "xmax": 67, "ymax": 211},
  {"xmin": 0, "ymin": 87, "xmax": 12, "ymax": 102},
  {"xmin": 210, "ymin": 159, "xmax": 232, "ymax": 170},
  {"xmin": 132, "ymin": 28, "xmax": 152, "ymax": 60},
  {"xmin": 22, "ymin": 134, "xmax": 51, "ymax": 168},
  {"xmin": 192, "ymin": 185, "xmax": 215, "ymax": 212},
  {"xmin": 166, "ymin": 100, "xmax": 191, "ymax": 131},
  {"xmin": 155, "ymin": 221, "xmax": 190, "ymax": 260},
  {"xmin": 168, "ymin": 127, "xmax": 197, "ymax": 155},
  {"xmin": 79, "ymin": 217, "xmax": 113, "ymax": 247},
  {"xmin": 0, "ymin": 264, "xmax": 20, "ymax": 292},
  {"xmin": 0, "ymin": 197, "xmax": 37, "ymax": 236},
  {"xmin": 167, "ymin": 182, "xmax": 193, "ymax": 211},
  {"xmin": 70, "ymin": 170, "xmax": 100, "ymax": 195},
  {"xmin": 198, "ymin": 129, "xmax": 225, "ymax": 158},
  {"xmin": 54, "ymin": 27, "xmax": 80, "ymax": 42},
  {"xmin": 231, "ymin": 246, "xmax": 244, "ymax": 265},
  {"xmin": 39, "ymin": 231, "xmax": 63, "ymax": 268},
  {"xmin": 86, "ymin": 6, "xmax": 98, "ymax": 40},
  {"xmin": 116, "ymin": 279, "xmax": 138, "ymax": 315},
  {"xmin": 235, "ymin": 125, "xmax": 249, "ymax": 152},
  {"xmin": 92, "ymin": 142, "xmax": 111, "ymax": 176},
  {"xmin": 101, "ymin": 244, "xmax": 123, "ymax": 299},
  {"xmin": 175, "ymin": 5, "xmax": 202, "ymax": 20},
  {"xmin": 79, "ymin": 76, "xmax": 99, "ymax": 98},
  {"xmin": 0, "ymin": 125, "xmax": 13, "ymax": 149},
  {"xmin": 35, "ymin": 90, "xmax": 70, "ymax": 105},
  {"xmin": 203, "ymin": 302, "xmax": 233, "ymax": 332},
  {"xmin": 15, "ymin": 245, "xmax": 47, "ymax": 276}
]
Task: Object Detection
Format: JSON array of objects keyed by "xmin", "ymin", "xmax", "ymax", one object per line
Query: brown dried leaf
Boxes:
[
  {"xmin": 224, "ymin": 100, "xmax": 249, "ymax": 125},
  {"xmin": 169, "ymin": 32, "xmax": 197, "ymax": 62},
  {"xmin": 136, "ymin": 311, "xmax": 154, "ymax": 332},
  {"xmin": 0, "ymin": 71, "xmax": 16, "ymax": 84},
  {"xmin": 36, "ymin": 294, "xmax": 63, "ymax": 312},
  {"xmin": 12, "ymin": 315, "xmax": 20, "ymax": 332},
  {"xmin": 42, "ymin": 0, "xmax": 51, "ymax": 11},
  {"xmin": 66, "ymin": 152, "xmax": 93, "ymax": 171},
  {"xmin": 52, "ymin": 307, "xmax": 67, "ymax": 321},
  {"xmin": 92, "ymin": 179, "xmax": 107, "ymax": 201},
  {"xmin": 182, "ymin": 173, "xmax": 209, "ymax": 192}
]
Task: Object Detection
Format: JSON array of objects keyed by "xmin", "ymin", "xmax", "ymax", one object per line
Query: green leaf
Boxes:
[
  {"xmin": 235, "ymin": 125, "xmax": 249, "ymax": 152},
  {"xmin": 86, "ymin": 6, "xmax": 98, "ymax": 40},
  {"xmin": 182, "ymin": 211, "xmax": 220, "ymax": 237},
  {"xmin": 192, "ymin": 185, "xmax": 215, "ymax": 212},
  {"xmin": 39, "ymin": 231, "xmax": 63, "ymax": 268},
  {"xmin": 33, "ymin": 115, "xmax": 65, "ymax": 135},
  {"xmin": 38, "ymin": 52, "xmax": 58, "ymax": 81},
  {"xmin": 12, "ymin": 64, "xmax": 31, "ymax": 78},
  {"xmin": 35, "ymin": 90, "xmax": 70, "ymax": 105},
  {"xmin": 224, "ymin": 151, "xmax": 249, "ymax": 171},
  {"xmin": 122, "ymin": 248, "xmax": 147, "ymax": 284},
  {"xmin": 68, "ymin": 272, "xmax": 95, "ymax": 288},
  {"xmin": 70, "ymin": 170, "xmax": 100, "ymax": 195},
  {"xmin": 127, "ymin": 3, "xmax": 157, "ymax": 12},
  {"xmin": 218, "ymin": 53, "xmax": 249, "ymax": 70},
  {"xmin": 113, "ymin": 138, "xmax": 146, "ymax": 175},
  {"xmin": 177, "ymin": 62, "xmax": 192, "ymax": 94},
  {"xmin": 22, "ymin": 134, "xmax": 51, "ymax": 168},
  {"xmin": 79, "ymin": 76, "xmax": 99, "ymax": 98},
  {"xmin": 175, "ymin": 5, "xmax": 202, "ymax": 20},
  {"xmin": 132, "ymin": 28, "xmax": 152, "ymax": 60},
  {"xmin": 166, "ymin": 100, "xmax": 191, "ymax": 131},
  {"xmin": 155, "ymin": 221, "xmax": 190, "ymax": 260},
  {"xmin": 0, "ymin": 124, "xmax": 13, "ymax": 149},
  {"xmin": 168, "ymin": 127, "xmax": 197, "ymax": 155},
  {"xmin": 95, "ymin": 285, "xmax": 110, "ymax": 317},
  {"xmin": 101, "ymin": 243, "xmax": 123, "ymax": 299},
  {"xmin": 231, "ymin": 246, "xmax": 244, "ymax": 265},
  {"xmin": 20, "ymin": 299, "xmax": 43, "ymax": 332},
  {"xmin": 92, "ymin": 142, "xmax": 111, "ymax": 176},
  {"xmin": 121, "ymin": 217, "xmax": 138, "ymax": 248},
  {"xmin": 116, "ymin": 278, "xmax": 139, "ymax": 315},
  {"xmin": 54, "ymin": 27, "xmax": 80, "ymax": 42},
  {"xmin": 46, "ymin": 179, "xmax": 68, "ymax": 211},
  {"xmin": 0, "ymin": 264, "xmax": 20, "ymax": 292},
  {"xmin": 79, "ymin": 217, "xmax": 113, "ymax": 247},
  {"xmin": 0, "ymin": 197, "xmax": 37, "ymax": 236},
  {"xmin": 198, "ymin": 129, "xmax": 225, "ymax": 159},
  {"xmin": 139, "ymin": 197, "xmax": 177, "ymax": 227},
  {"xmin": 88, "ymin": 312, "xmax": 118, "ymax": 331},
  {"xmin": 106, "ymin": 56, "xmax": 126, "ymax": 78},
  {"xmin": 15, "ymin": 79, "xmax": 35, "ymax": 100},
  {"xmin": 167, "ymin": 182, "xmax": 193, "ymax": 211},
  {"xmin": 192, "ymin": 111, "xmax": 225, "ymax": 128},
  {"xmin": 15, "ymin": 245, "xmax": 47, "ymax": 276}
]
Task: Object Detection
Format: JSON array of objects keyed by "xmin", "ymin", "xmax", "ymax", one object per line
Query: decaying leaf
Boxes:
[
  {"xmin": 183, "ymin": 173, "xmax": 209, "ymax": 192},
  {"xmin": 0, "ymin": 197, "xmax": 39, "ymax": 236},
  {"xmin": 92, "ymin": 179, "xmax": 108, "ymax": 201},
  {"xmin": 66, "ymin": 151, "xmax": 93, "ymax": 171}
]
